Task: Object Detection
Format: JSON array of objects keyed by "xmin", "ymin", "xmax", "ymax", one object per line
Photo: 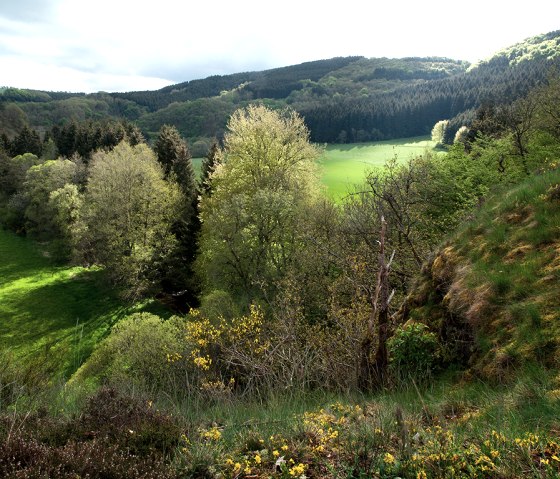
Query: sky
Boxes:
[{"xmin": 0, "ymin": 0, "xmax": 559, "ymax": 93}]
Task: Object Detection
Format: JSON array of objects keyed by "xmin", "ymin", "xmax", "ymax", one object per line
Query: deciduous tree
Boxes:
[
  {"xmin": 79, "ymin": 141, "xmax": 181, "ymax": 298},
  {"xmin": 197, "ymin": 105, "xmax": 322, "ymax": 304}
]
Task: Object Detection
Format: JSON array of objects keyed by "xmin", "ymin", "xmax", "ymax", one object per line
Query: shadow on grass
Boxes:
[{"xmin": 1, "ymin": 263, "xmax": 172, "ymax": 378}]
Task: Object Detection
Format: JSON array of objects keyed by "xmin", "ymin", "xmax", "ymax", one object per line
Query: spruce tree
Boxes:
[
  {"xmin": 154, "ymin": 125, "xmax": 200, "ymax": 306},
  {"xmin": 199, "ymin": 139, "xmax": 222, "ymax": 196}
]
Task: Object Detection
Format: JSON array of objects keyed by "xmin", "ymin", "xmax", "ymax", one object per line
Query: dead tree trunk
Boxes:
[{"xmin": 358, "ymin": 216, "xmax": 394, "ymax": 391}]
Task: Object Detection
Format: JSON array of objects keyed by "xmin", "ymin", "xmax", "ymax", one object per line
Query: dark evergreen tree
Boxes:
[
  {"xmin": 123, "ymin": 121, "xmax": 145, "ymax": 146},
  {"xmin": 11, "ymin": 125, "xmax": 42, "ymax": 156},
  {"xmin": 154, "ymin": 125, "xmax": 200, "ymax": 307},
  {"xmin": 154, "ymin": 124, "xmax": 185, "ymax": 177},
  {"xmin": 199, "ymin": 139, "xmax": 221, "ymax": 196},
  {"xmin": 54, "ymin": 121, "xmax": 78, "ymax": 158},
  {"xmin": 0, "ymin": 133, "xmax": 10, "ymax": 154}
]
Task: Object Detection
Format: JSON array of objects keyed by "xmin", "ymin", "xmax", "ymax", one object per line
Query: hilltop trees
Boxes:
[{"xmin": 197, "ymin": 105, "xmax": 322, "ymax": 304}]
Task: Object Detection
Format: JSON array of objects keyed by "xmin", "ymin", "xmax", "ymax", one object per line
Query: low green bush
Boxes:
[{"xmin": 388, "ymin": 322, "xmax": 441, "ymax": 384}]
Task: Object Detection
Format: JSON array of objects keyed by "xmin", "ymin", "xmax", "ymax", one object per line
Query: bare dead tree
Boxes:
[{"xmin": 358, "ymin": 215, "xmax": 395, "ymax": 391}]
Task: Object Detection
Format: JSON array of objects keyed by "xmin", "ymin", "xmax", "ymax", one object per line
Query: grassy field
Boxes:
[
  {"xmin": 193, "ymin": 137, "xmax": 437, "ymax": 200},
  {"xmin": 319, "ymin": 136, "xmax": 436, "ymax": 198},
  {"xmin": 0, "ymin": 229, "xmax": 168, "ymax": 378}
]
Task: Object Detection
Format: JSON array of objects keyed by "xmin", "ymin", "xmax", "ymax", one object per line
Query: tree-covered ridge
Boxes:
[
  {"xmin": 1, "ymin": 30, "xmax": 559, "ymax": 149},
  {"xmin": 475, "ymin": 29, "xmax": 560, "ymax": 67},
  {"xmin": 0, "ymin": 55, "xmax": 469, "ymax": 146}
]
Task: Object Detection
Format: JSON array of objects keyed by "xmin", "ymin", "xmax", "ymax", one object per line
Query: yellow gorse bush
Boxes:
[{"xmin": 172, "ymin": 304, "xmax": 270, "ymax": 389}]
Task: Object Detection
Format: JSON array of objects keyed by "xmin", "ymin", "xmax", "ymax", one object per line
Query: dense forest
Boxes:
[
  {"xmin": 1, "ymin": 31, "xmax": 559, "ymax": 154},
  {"xmin": 1, "ymin": 30, "xmax": 560, "ymax": 478}
]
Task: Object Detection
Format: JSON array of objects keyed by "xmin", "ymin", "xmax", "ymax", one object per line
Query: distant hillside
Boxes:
[
  {"xmin": 398, "ymin": 168, "xmax": 560, "ymax": 380},
  {"xmin": 1, "ymin": 31, "xmax": 559, "ymax": 150}
]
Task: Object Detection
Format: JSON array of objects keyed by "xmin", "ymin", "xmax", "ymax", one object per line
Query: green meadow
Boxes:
[
  {"xmin": 0, "ymin": 229, "xmax": 168, "ymax": 378},
  {"xmin": 318, "ymin": 136, "xmax": 437, "ymax": 198},
  {"xmin": 194, "ymin": 137, "xmax": 437, "ymax": 199}
]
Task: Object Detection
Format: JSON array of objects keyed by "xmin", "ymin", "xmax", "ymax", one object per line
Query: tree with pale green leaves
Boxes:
[
  {"xmin": 79, "ymin": 141, "xmax": 181, "ymax": 298},
  {"xmin": 197, "ymin": 105, "xmax": 322, "ymax": 303},
  {"xmin": 23, "ymin": 158, "xmax": 77, "ymax": 239},
  {"xmin": 431, "ymin": 119, "xmax": 449, "ymax": 147}
]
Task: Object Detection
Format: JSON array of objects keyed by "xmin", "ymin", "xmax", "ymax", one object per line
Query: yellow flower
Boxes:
[
  {"xmin": 417, "ymin": 471, "xmax": 427, "ymax": 479},
  {"xmin": 234, "ymin": 462, "xmax": 242, "ymax": 471},
  {"xmin": 490, "ymin": 450, "xmax": 499, "ymax": 458},
  {"xmin": 384, "ymin": 452, "xmax": 396, "ymax": 465},
  {"xmin": 289, "ymin": 463, "xmax": 306, "ymax": 477},
  {"xmin": 200, "ymin": 426, "xmax": 222, "ymax": 441},
  {"xmin": 254, "ymin": 453, "xmax": 262, "ymax": 465},
  {"xmin": 193, "ymin": 355, "xmax": 212, "ymax": 370},
  {"xmin": 273, "ymin": 450, "xmax": 280, "ymax": 457},
  {"xmin": 281, "ymin": 444, "xmax": 289, "ymax": 451}
]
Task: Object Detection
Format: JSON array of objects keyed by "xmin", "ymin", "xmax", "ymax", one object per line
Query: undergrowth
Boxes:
[{"xmin": 3, "ymin": 369, "xmax": 560, "ymax": 478}]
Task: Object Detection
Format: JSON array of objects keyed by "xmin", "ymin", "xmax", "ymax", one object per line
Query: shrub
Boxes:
[
  {"xmin": 72, "ymin": 313, "xmax": 188, "ymax": 396},
  {"xmin": 0, "ymin": 388, "xmax": 180, "ymax": 478},
  {"xmin": 388, "ymin": 322, "xmax": 441, "ymax": 383}
]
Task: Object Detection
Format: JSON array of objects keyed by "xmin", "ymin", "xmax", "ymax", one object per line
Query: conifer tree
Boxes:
[
  {"xmin": 199, "ymin": 139, "xmax": 222, "ymax": 196},
  {"xmin": 12, "ymin": 125, "xmax": 42, "ymax": 157},
  {"xmin": 154, "ymin": 124, "xmax": 199, "ymax": 304}
]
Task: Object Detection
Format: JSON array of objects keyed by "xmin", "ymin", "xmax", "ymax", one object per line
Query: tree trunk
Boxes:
[{"xmin": 358, "ymin": 216, "xmax": 394, "ymax": 391}]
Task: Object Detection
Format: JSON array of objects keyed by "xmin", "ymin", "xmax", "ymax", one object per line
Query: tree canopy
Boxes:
[
  {"xmin": 197, "ymin": 105, "xmax": 322, "ymax": 302},
  {"xmin": 79, "ymin": 141, "xmax": 181, "ymax": 298}
]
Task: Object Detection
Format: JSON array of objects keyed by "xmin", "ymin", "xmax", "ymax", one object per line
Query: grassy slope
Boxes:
[
  {"xmin": 400, "ymin": 168, "xmax": 560, "ymax": 378},
  {"xmin": 0, "ymin": 228, "xmax": 168, "ymax": 378},
  {"xmin": 169, "ymin": 169, "xmax": 560, "ymax": 479}
]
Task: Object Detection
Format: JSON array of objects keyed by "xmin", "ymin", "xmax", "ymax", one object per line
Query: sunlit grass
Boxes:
[
  {"xmin": 0, "ymin": 228, "xmax": 169, "ymax": 378},
  {"xmin": 318, "ymin": 136, "xmax": 437, "ymax": 199},
  {"xmin": 163, "ymin": 369, "xmax": 560, "ymax": 478}
]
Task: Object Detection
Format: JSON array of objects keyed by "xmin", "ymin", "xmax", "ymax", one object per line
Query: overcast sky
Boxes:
[{"xmin": 0, "ymin": 0, "xmax": 558, "ymax": 93}]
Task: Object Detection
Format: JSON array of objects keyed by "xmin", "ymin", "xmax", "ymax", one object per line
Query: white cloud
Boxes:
[{"xmin": 0, "ymin": 0, "xmax": 558, "ymax": 92}]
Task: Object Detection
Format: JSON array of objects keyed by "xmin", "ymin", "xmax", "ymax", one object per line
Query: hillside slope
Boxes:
[
  {"xmin": 0, "ymin": 228, "xmax": 168, "ymax": 378},
  {"xmin": 398, "ymin": 168, "xmax": 560, "ymax": 379}
]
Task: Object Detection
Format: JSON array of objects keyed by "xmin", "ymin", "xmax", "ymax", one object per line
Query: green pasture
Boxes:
[
  {"xmin": 193, "ymin": 137, "xmax": 436, "ymax": 200},
  {"xmin": 0, "ymin": 229, "xmax": 167, "ymax": 378},
  {"xmin": 319, "ymin": 136, "xmax": 436, "ymax": 199}
]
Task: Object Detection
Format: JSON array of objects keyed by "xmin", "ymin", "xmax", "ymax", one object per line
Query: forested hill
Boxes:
[{"xmin": 1, "ymin": 30, "xmax": 559, "ymax": 151}]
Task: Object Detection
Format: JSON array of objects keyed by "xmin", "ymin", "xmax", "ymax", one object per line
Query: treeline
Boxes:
[
  {"xmin": 2, "ymin": 31, "xmax": 558, "ymax": 150},
  {"xmin": 1, "ymin": 55, "xmax": 470, "ymax": 147},
  {"xmin": 301, "ymin": 57, "xmax": 557, "ymax": 143}
]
